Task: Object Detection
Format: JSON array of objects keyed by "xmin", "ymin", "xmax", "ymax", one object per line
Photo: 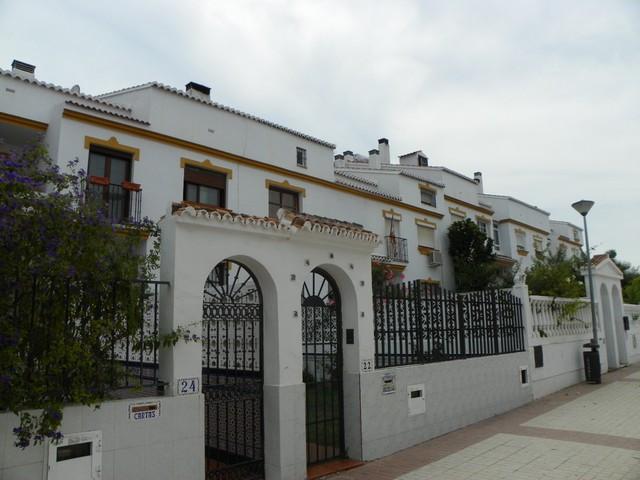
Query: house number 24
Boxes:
[{"xmin": 177, "ymin": 377, "xmax": 199, "ymax": 395}]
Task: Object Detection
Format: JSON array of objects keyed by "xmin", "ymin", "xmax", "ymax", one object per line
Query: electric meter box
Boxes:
[
  {"xmin": 46, "ymin": 430, "xmax": 102, "ymax": 480},
  {"xmin": 407, "ymin": 384, "xmax": 426, "ymax": 416}
]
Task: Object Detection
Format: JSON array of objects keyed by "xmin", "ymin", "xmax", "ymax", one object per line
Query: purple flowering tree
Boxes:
[{"xmin": 0, "ymin": 144, "xmax": 164, "ymax": 447}]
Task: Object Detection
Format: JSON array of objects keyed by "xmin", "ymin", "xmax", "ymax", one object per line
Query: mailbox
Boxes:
[{"xmin": 47, "ymin": 430, "xmax": 102, "ymax": 480}]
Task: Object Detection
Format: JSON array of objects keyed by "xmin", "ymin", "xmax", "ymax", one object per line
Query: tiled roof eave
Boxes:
[
  {"xmin": 172, "ymin": 204, "xmax": 379, "ymax": 245},
  {"xmin": 0, "ymin": 69, "xmax": 132, "ymax": 112},
  {"xmin": 64, "ymin": 100, "xmax": 149, "ymax": 125},
  {"xmin": 98, "ymin": 82, "xmax": 335, "ymax": 148}
]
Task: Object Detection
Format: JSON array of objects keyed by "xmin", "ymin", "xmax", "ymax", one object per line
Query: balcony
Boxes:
[
  {"xmin": 385, "ymin": 235, "xmax": 408, "ymax": 263},
  {"xmin": 86, "ymin": 176, "xmax": 142, "ymax": 224}
]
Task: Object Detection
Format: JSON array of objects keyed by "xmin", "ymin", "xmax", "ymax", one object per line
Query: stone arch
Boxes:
[
  {"xmin": 612, "ymin": 284, "xmax": 628, "ymax": 365},
  {"xmin": 600, "ymin": 283, "xmax": 617, "ymax": 369}
]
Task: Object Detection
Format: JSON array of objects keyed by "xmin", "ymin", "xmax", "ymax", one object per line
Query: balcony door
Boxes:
[{"xmin": 88, "ymin": 147, "xmax": 132, "ymax": 223}]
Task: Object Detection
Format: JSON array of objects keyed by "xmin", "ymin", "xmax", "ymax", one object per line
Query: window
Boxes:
[
  {"xmin": 420, "ymin": 188, "xmax": 436, "ymax": 207},
  {"xmin": 573, "ymin": 228, "xmax": 580, "ymax": 242},
  {"xmin": 418, "ymin": 155, "xmax": 428, "ymax": 166},
  {"xmin": 385, "ymin": 218, "xmax": 400, "ymax": 237},
  {"xmin": 493, "ymin": 223, "xmax": 500, "ymax": 249},
  {"xmin": 268, "ymin": 187, "xmax": 299, "ymax": 218},
  {"xmin": 477, "ymin": 219, "xmax": 489, "ymax": 236},
  {"xmin": 183, "ymin": 166, "xmax": 226, "ymax": 208},
  {"xmin": 516, "ymin": 231, "xmax": 526, "ymax": 251},
  {"xmin": 417, "ymin": 225, "xmax": 435, "ymax": 249},
  {"xmin": 296, "ymin": 147, "xmax": 307, "ymax": 168},
  {"xmin": 533, "ymin": 238, "xmax": 543, "ymax": 253},
  {"xmin": 87, "ymin": 146, "xmax": 133, "ymax": 223},
  {"xmin": 88, "ymin": 146, "xmax": 132, "ymax": 184}
]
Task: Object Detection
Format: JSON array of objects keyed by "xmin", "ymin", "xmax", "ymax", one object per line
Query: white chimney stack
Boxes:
[
  {"xmin": 185, "ymin": 81, "xmax": 211, "ymax": 101},
  {"xmin": 378, "ymin": 138, "xmax": 390, "ymax": 164},
  {"xmin": 474, "ymin": 171, "xmax": 483, "ymax": 191},
  {"xmin": 343, "ymin": 150, "xmax": 354, "ymax": 163},
  {"xmin": 368, "ymin": 149, "xmax": 381, "ymax": 169},
  {"xmin": 11, "ymin": 59, "xmax": 35, "ymax": 80},
  {"xmin": 334, "ymin": 154, "xmax": 345, "ymax": 168}
]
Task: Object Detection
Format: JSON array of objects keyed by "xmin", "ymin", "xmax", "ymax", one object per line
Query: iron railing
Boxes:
[
  {"xmin": 86, "ymin": 180, "xmax": 142, "ymax": 224},
  {"xmin": 385, "ymin": 236, "xmax": 408, "ymax": 263},
  {"xmin": 374, "ymin": 281, "xmax": 525, "ymax": 368},
  {"xmin": 4, "ymin": 275, "xmax": 167, "ymax": 397}
]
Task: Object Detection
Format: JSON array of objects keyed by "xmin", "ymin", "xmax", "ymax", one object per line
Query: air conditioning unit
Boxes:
[{"xmin": 427, "ymin": 251, "xmax": 442, "ymax": 267}]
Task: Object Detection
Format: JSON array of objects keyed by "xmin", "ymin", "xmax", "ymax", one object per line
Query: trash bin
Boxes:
[{"xmin": 583, "ymin": 343, "xmax": 601, "ymax": 384}]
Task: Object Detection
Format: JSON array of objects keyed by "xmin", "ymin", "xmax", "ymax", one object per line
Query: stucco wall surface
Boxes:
[
  {"xmin": 0, "ymin": 394, "xmax": 204, "ymax": 480},
  {"xmin": 358, "ymin": 352, "xmax": 532, "ymax": 461}
]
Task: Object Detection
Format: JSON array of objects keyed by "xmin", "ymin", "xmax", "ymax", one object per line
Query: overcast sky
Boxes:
[{"xmin": 2, "ymin": 0, "xmax": 638, "ymax": 265}]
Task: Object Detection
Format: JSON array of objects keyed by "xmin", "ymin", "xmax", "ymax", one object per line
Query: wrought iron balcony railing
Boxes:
[
  {"xmin": 86, "ymin": 176, "xmax": 142, "ymax": 224},
  {"xmin": 385, "ymin": 235, "xmax": 408, "ymax": 263}
]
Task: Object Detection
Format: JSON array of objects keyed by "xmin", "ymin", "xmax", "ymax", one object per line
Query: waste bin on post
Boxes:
[{"xmin": 583, "ymin": 343, "xmax": 601, "ymax": 384}]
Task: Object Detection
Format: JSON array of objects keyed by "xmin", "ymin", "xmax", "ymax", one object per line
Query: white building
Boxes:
[{"xmin": 0, "ymin": 59, "xmax": 593, "ymax": 480}]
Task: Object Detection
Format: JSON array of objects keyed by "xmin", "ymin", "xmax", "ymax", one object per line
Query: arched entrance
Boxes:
[
  {"xmin": 301, "ymin": 268, "xmax": 345, "ymax": 465},
  {"xmin": 612, "ymin": 285, "xmax": 628, "ymax": 365},
  {"xmin": 600, "ymin": 284, "xmax": 617, "ymax": 370},
  {"xmin": 202, "ymin": 260, "xmax": 264, "ymax": 480}
]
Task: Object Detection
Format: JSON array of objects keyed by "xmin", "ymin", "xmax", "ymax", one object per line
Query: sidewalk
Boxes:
[{"xmin": 330, "ymin": 364, "xmax": 640, "ymax": 480}]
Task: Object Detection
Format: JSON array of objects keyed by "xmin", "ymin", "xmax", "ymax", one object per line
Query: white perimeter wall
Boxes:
[
  {"xmin": 358, "ymin": 352, "xmax": 532, "ymax": 460},
  {"xmin": 0, "ymin": 394, "xmax": 204, "ymax": 480}
]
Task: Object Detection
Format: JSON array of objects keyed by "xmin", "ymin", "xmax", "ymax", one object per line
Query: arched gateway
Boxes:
[
  {"xmin": 301, "ymin": 268, "xmax": 345, "ymax": 465},
  {"xmin": 202, "ymin": 260, "xmax": 264, "ymax": 480}
]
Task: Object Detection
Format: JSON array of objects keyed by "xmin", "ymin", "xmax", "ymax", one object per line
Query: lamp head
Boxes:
[{"xmin": 572, "ymin": 200, "xmax": 594, "ymax": 216}]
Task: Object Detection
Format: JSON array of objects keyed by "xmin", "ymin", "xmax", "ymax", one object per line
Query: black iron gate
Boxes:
[
  {"xmin": 202, "ymin": 261, "xmax": 264, "ymax": 480},
  {"xmin": 301, "ymin": 269, "xmax": 345, "ymax": 465}
]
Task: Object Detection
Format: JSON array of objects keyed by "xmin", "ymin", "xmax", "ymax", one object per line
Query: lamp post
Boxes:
[{"xmin": 572, "ymin": 199, "xmax": 600, "ymax": 384}]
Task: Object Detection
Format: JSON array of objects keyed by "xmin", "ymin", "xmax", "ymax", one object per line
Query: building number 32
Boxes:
[{"xmin": 177, "ymin": 377, "xmax": 199, "ymax": 395}]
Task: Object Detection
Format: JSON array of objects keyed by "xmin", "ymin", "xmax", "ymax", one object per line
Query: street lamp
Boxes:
[{"xmin": 572, "ymin": 199, "xmax": 600, "ymax": 384}]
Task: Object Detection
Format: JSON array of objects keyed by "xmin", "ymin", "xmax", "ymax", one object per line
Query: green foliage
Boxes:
[
  {"xmin": 447, "ymin": 219, "xmax": 514, "ymax": 292},
  {"xmin": 0, "ymin": 145, "xmax": 168, "ymax": 447},
  {"xmin": 624, "ymin": 277, "xmax": 640, "ymax": 305},
  {"xmin": 526, "ymin": 247, "xmax": 584, "ymax": 298},
  {"xmin": 607, "ymin": 250, "xmax": 640, "ymax": 303}
]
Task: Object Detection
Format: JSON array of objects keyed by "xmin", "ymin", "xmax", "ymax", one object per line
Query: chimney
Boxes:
[
  {"xmin": 378, "ymin": 138, "xmax": 390, "ymax": 164},
  {"xmin": 334, "ymin": 154, "xmax": 345, "ymax": 168},
  {"xmin": 474, "ymin": 171, "xmax": 483, "ymax": 191},
  {"xmin": 11, "ymin": 59, "xmax": 35, "ymax": 79},
  {"xmin": 185, "ymin": 81, "xmax": 211, "ymax": 101},
  {"xmin": 368, "ymin": 148, "xmax": 381, "ymax": 169},
  {"xmin": 343, "ymin": 150, "xmax": 354, "ymax": 163}
]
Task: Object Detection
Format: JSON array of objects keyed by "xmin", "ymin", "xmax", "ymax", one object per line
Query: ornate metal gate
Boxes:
[
  {"xmin": 202, "ymin": 261, "xmax": 264, "ymax": 480},
  {"xmin": 301, "ymin": 269, "xmax": 345, "ymax": 465}
]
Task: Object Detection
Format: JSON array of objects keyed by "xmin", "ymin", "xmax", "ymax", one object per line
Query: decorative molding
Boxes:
[
  {"xmin": 417, "ymin": 245, "xmax": 435, "ymax": 255},
  {"xmin": 445, "ymin": 195, "xmax": 494, "ymax": 215},
  {"xmin": 265, "ymin": 179, "xmax": 306, "ymax": 197},
  {"xmin": 558, "ymin": 235, "xmax": 582, "ymax": 247},
  {"xmin": 180, "ymin": 157, "xmax": 233, "ymax": 179},
  {"xmin": 84, "ymin": 135, "xmax": 140, "ymax": 160},
  {"xmin": 382, "ymin": 208, "xmax": 402, "ymax": 220},
  {"xmin": 517, "ymin": 248, "xmax": 529, "ymax": 257},
  {"xmin": 475, "ymin": 214, "xmax": 491, "ymax": 223},
  {"xmin": 498, "ymin": 218, "xmax": 549, "ymax": 236},
  {"xmin": 0, "ymin": 111, "xmax": 48, "ymax": 131},
  {"xmin": 420, "ymin": 278, "xmax": 440, "ymax": 285},
  {"xmin": 418, "ymin": 183, "xmax": 437, "ymax": 193},
  {"xmin": 415, "ymin": 218, "xmax": 437, "ymax": 229},
  {"xmin": 63, "ymin": 109, "xmax": 444, "ymax": 219},
  {"xmin": 449, "ymin": 207, "xmax": 466, "ymax": 218}
]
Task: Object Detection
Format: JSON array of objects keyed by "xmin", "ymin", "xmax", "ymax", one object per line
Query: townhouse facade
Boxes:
[{"xmin": 0, "ymin": 59, "xmax": 587, "ymax": 480}]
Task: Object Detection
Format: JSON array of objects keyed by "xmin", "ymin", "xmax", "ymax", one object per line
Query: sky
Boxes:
[{"xmin": 1, "ymin": 0, "xmax": 639, "ymax": 265}]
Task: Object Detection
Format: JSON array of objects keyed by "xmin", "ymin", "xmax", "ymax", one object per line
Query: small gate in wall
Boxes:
[
  {"xmin": 301, "ymin": 268, "xmax": 345, "ymax": 465},
  {"xmin": 202, "ymin": 261, "xmax": 264, "ymax": 480}
]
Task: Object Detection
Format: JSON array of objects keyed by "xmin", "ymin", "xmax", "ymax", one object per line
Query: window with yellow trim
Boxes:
[{"xmin": 417, "ymin": 225, "xmax": 435, "ymax": 249}]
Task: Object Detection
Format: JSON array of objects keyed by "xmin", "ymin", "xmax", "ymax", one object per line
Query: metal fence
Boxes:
[
  {"xmin": 373, "ymin": 281, "xmax": 525, "ymax": 368},
  {"xmin": 5, "ymin": 275, "xmax": 167, "ymax": 396}
]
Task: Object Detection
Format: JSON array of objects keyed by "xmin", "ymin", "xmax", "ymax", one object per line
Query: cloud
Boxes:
[{"xmin": 1, "ymin": 0, "xmax": 638, "ymax": 263}]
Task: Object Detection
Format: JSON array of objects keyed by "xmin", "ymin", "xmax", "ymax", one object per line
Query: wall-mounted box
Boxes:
[
  {"xmin": 47, "ymin": 430, "xmax": 102, "ymax": 480},
  {"xmin": 407, "ymin": 384, "xmax": 426, "ymax": 416}
]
